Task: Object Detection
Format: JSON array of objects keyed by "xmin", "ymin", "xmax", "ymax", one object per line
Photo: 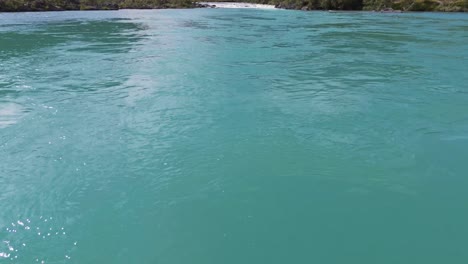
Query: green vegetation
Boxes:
[
  {"xmin": 0, "ymin": 0, "xmax": 193, "ymax": 11},
  {"xmin": 0, "ymin": 0, "xmax": 466, "ymax": 11},
  {"xmin": 119, "ymin": 0, "xmax": 194, "ymax": 8},
  {"xmin": 363, "ymin": 0, "xmax": 468, "ymax": 11},
  {"xmin": 0, "ymin": 0, "xmax": 80, "ymax": 11}
]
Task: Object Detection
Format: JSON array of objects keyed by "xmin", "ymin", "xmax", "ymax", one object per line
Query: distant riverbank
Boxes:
[
  {"xmin": 0, "ymin": 0, "xmax": 466, "ymax": 12},
  {"xmin": 0, "ymin": 0, "xmax": 193, "ymax": 12}
]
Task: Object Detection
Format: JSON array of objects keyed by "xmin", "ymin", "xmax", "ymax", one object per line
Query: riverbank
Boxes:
[
  {"xmin": 199, "ymin": 0, "xmax": 466, "ymax": 12},
  {"xmin": 0, "ymin": 0, "xmax": 193, "ymax": 12},
  {"xmin": 0, "ymin": 0, "xmax": 466, "ymax": 12}
]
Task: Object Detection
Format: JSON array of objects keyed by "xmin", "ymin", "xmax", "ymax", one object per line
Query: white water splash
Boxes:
[{"xmin": 1, "ymin": 216, "xmax": 78, "ymax": 263}]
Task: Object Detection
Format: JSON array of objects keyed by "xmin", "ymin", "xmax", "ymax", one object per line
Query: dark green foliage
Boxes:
[
  {"xmin": 363, "ymin": 0, "xmax": 467, "ymax": 10},
  {"xmin": 0, "ymin": 0, "xmax": 193, "ymax": 11},
  {"xmin": 119, "ymin": 0, "xmax": 193, "ymax": 8},
  {"xmin": 0, "ymin": 0, "xmax": 81, "ymax": 11},
  {"xmin": 408, "ymin": 0, "xmax": 438, "ymax": 11}
]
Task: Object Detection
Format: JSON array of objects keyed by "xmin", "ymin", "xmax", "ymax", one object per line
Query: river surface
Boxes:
[{"xmin": 1, "ymin": 9, "xmax": 468, "ymax": 264}]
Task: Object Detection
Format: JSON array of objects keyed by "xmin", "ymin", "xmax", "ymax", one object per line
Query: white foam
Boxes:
[{"xmin": 199, "ymin": 2, "xmax": 276, "ymax": 9}]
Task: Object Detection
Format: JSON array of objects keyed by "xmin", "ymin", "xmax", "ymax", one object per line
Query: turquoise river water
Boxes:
[{"xmin": 1, "ymin": 9, "xmax": 468, "ymax": 264}]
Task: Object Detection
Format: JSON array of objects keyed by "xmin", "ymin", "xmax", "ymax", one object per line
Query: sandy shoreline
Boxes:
[{"xmin": 198, "ymin": 2, "xmax": 276, "ymax": 9}]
